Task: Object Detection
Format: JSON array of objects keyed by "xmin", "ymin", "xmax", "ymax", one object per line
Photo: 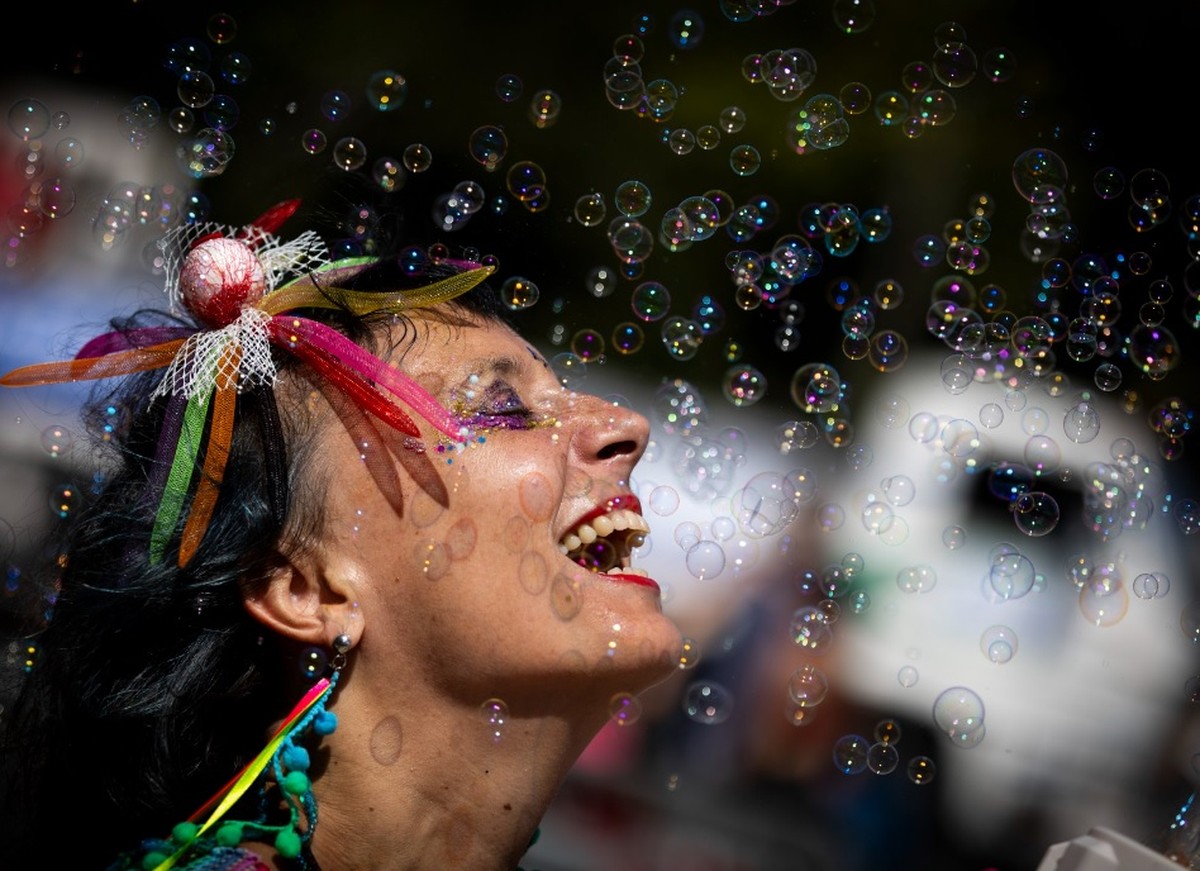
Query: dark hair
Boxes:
[{"xmin": 0, "ymin": 254, "xmax": 507, "ymax": 867}]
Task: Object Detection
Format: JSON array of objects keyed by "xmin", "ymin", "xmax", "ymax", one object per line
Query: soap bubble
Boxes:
[
  {"xmin": 682, "ymin": 681, "xmax": 733, "ymax": 724},
  {"xmin": 1012, "ymin": 491, "xmax": 1060, "ymax": 536},
  {"xmin": 685, "ymin": 540, "xmax": 725, "ymax": 580},
  {"xmin": 787, "ymin": 664, "xmax": 829, "ymax": 707},
  {"xmin": 988, "ymin": 550, "xmax": 1036, "ymax": 600},
  {"xmin": 366, "ymin": 69, "xmax": 408, "ymax": 111},
  {"xmin": 866, "ymin": 742, "xmax": 900, "ymax": 775},
  {"xmin": 722, "ymin": 364, "xmax": 767, "ymax": 407},
  {"xmin": 907, "ymin": 756, "xmax": 937, "ymax": 784},
  {"xmin": 932, "ymin": 686, "xmax": 986, "ymax": 746},
  {"xmin": 500, "ymin": 276, "xmax": 539, "ymax": 311},
  {"xmin": 832, "ymin": 734, "xmax": 870, "ymax": 774},
  {"xmin": 980, "ymin": 625, "xmax": 1018, "ymax": 663}
]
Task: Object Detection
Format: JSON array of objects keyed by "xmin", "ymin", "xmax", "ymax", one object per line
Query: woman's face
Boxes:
[{"xmin": 310, "ymin": 308, "xmax": 682, "ymax": 711}]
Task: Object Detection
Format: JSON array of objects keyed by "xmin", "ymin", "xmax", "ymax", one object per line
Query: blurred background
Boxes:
[{"xmin": 2, "ymin": 1, "xmax": 1199, "ymax": 868}]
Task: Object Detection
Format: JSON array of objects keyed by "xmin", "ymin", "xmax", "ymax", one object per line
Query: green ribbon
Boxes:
[{"xmin": 148, "ymin": 388, "xmax": 213, "ymax": 565}]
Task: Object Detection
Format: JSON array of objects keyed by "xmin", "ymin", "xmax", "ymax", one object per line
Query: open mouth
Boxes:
[{"xmin": 558, "ymin": 494, "xmax": 652, "ymax": 579}]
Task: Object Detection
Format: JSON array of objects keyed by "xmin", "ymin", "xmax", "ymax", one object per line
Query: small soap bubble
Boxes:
[
  {"xmin": 788, "ymin": 664, "xmax": 829, "ymax": 707},
  {"xmin": 897, "ymin": 665, "xmax": 920, "ymax": 687},
  {"xmin": 790, "ymin": 606, "xmax": 833, "ymax": 653},
  {"xmin": 500, "ymin": 276, "xmax": 539, "ymax": 311},
  {"xmin": 881, "ymin": 474, "xmax": 915, "ymax": 506},
  {"xmin": 608, "ymin": 692, "xmax": 641, "ymax": 726},
  {"xmin": 907, "ymin": 755, "xmax": 937, "ymax": 784},
  {"xmin": 49, "ymin": 484, "xmax": 80, "ymax": 519},
  {"xmin": 467, "ymin": 125, "xmax": 507, "ymax": 171},
  {"xmin": 480, "ymin": 698, "xmax": 508, "ymax": 742},
  {"xmin": 611, "ymin": 322, "xmax": 644, "ymax": 355},
  {"xmin": 179, "ymin": 128, "xmax": 236, "ymax": 178},
  {"xmin": 332, "ymin": 136, "xmax": 367, "ymax": 171},
  {"xmin": 980, "ymin": 625, "xmax": 1018, "ymax": 663},
  {"xmin": 614, "ymin": 179, "xmax": 652, "ymax": 217},
  {"xmin": 550, "ymin": 352, "xmax": 587, "ymax": 389},
  {"xmin": 673, "ymin": 521, "xmax": 701, "ymax": 550},
  {"xmin": 1080, "ymin": 575, "xmax": 1130, "ymax": 627},
  {"xmin": 570, "ymin": 329, "xmax": 604, "ymax": 362},
  {"xmin": 9, "ymin": 98, "xmax": 51, "ymax": 141},
  {"xmin": 832, "ymin": 734, "xmax": 870, "ymax": 774},
  {"xmin": 299, "ymin": 646, "xmax": 328, "ymax": 680},
  {"xmin": 685, "ymin": 540, "xmax": 725, "ymax": 580},
  {"xmin": 668, "ymin": 8, "xmax": 705, "ymax": 49},
  {"xmin": 682, "ymin": 680, "xmax": 733, "ymax": 724},
  {"xmin": 729, "ymin": 144, "xmax": 761, "ymax": 176},
  {"xmin": 1012, "ymin": 491, "xmax": 1059, "ymax": 536},
  {"xmin": 403, "ymin": 143, "xmax": 433, "ymax": 173},
  {"xmin": 372, "ymin": 157, "xmax": 405, "ymax": 193},
  {"xmin": 177, "ymin": 71, "xmax": 215, "ymax": 109},
  {"xmin": 630, "ymin": 280, "xmax": 670, "ymax": 322},
  {"xmin": 874, "ymin": 718, "xmax": 902, "ymax": 745},
  {"xmin": 989, "ymin": 550, "xmax": 1036, "ymax": 599},
  {"xmin": 932, "ymin": 686, "xmax": 985, "ymax": 745},
  {"xmin": 574, "ymin": 192, "xmax": 607, "ymax": 227},
  {"xmin": 301, "ymin": 128, "xmax": 327, "ymax": 155},
  {"xmin": 867, "ymin": 742, "xmax": 900, "ymax": 775},
  {"xmin": 366, "ymin": 70, "xmax": 408, "ymax": 112},
  {"xmin": 495, "ymin": 73, "xmax": 523, "ymax": 102},
  {"xmin": 942, "ymin": 525, "xmax": 966, "ymax": 549},
  {"xmin": 320, "ymin": 89, "xmax": 352, "ymax": 122},
  {"xmin": 722, "ymin": 364, "xmax": 766, "ymax": 407},
  {"xmin": 648, "ymin": 485, "xmax": 680, "ymax": 516},
  {"xmin": 528, "ymin": 89, "xmax": 562, "ymax": 128},
  {"xmin": 677, "ymin": 637, "xmax": 700, "ymax": 669},
  {"xmin": 661, "ymin": 317, "xmax": 703, "ymax": 360},
  {"xmin": 40, "ymin": 425, "xmax": 72, "ymax": 458},
  {"xmin": 1063, "ymin": 400, "xmax": 1101, "ymax": 443}
]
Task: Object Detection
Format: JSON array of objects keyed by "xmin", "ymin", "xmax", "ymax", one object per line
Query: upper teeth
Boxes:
[{"xmin": 559, "ymin": 508, "xmax": 649, "ymax": 555}]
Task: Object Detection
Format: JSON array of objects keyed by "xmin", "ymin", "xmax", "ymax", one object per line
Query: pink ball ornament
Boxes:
[{"xmin": 179, "ymin": 237, "xmax": 267, "ymax": 326}]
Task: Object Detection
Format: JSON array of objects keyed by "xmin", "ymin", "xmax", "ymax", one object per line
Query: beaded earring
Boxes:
[{"xmin": 114, "ymin": 634, "xmax": 354, "ymax": 871}]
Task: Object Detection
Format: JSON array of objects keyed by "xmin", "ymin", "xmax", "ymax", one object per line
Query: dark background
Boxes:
[{"xmin": 2, "ymin": 2, "xmax": 1199, "ymax": 869}]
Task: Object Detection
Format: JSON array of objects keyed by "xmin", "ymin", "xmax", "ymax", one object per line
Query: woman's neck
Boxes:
[{"xmin": 303, "ymin": 679, "xmax": 605, "ymax": 871}]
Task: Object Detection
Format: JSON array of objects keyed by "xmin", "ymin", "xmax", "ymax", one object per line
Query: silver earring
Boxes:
[{"xmin": 331, "ymin": 633, "xmax": 352, "ymax": 671}]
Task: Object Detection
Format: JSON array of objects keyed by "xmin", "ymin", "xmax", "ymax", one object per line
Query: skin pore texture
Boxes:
[{"xmin": 243, "ymin": 309, "xmax": 683, "ymax": 870}]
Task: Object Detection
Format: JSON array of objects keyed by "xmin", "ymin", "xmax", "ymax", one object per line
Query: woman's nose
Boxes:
[{"xmin": 570, "ymin": 392, "xmax": 651, "ymax": 466}]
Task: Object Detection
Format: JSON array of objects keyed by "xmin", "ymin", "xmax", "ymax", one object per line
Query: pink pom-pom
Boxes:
[{"xmin": 179, "ymin": 237, "xmax": 267, "ymax": 326}]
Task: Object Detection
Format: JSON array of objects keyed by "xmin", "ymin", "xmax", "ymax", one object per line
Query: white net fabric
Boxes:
[
  {"xmin": 152, "ymin": 308, "xmax": 275, "ymax": 399},
  {"xmin": 159, "ymin": 221, "xmax": 332, "ymax": 316}
]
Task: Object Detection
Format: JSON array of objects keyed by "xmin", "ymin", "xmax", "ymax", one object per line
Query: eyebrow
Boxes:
[{"xmin": 461, "ymin": 354, "xmax": 524, "ymax": 382}]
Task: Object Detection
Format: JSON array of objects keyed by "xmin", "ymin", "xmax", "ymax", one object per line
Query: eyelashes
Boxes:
[{"xmin": 455, "ymin": 382, "xmax": 541, "ymax": 431}]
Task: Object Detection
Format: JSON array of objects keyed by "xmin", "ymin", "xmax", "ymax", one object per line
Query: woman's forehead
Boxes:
[{"xmin": 401, "ymin": 314, "xmax": 548, "ymax": 384}]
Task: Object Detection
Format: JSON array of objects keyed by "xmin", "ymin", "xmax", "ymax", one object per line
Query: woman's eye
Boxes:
[
  {"xmin": 456, "ymin": 383, "xmax": 539, "ymax": 430},
  {"xmin": 486, "ymin": 388, "xmax": 528, "ymax": 415}
]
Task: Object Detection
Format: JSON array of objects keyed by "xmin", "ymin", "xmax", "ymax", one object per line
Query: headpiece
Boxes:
[{"xmin": 1, "ymin": 200, "xmax": 492, "ymax": 567}]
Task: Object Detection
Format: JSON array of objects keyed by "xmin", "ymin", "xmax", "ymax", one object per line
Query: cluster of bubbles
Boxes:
[
  {"xmin": 5, "ymin": 97, "xmax": 212, "ymax": 260},
  {"xmin": 831, "ymin": 717, "xmax": 937, "ymax": 784}
]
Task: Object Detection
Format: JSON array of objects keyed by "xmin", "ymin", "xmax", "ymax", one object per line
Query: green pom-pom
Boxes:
[
  {"xmin": 215, "ymin": 822, "xmax": 245, "ymax": 847},
  {"xmin": 282, "ymin": 770, "xmax": 310, "ymax": 795},
  {"xmin": 141, "ymin": 851, "xmax": 169, "ymax": 871},
  {"xmin": 274, "ymin": 827, "xmax": 302, "ymax": 859},
  {"xmin": 170, "ymin": 821, "xmax": 199, "ymax": 845}
]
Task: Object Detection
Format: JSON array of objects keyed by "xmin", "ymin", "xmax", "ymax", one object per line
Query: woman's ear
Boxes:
[{"xmin": 242, "ymin": 548, "xmax": 365, "ymax": 648}]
